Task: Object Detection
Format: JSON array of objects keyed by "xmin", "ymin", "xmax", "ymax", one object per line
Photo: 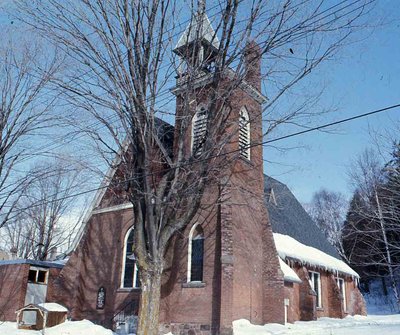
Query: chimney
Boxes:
[
  {"xmin": 49, "ymin": 247, "xmax": 58, "ymax": 261},
  {"xmin": 244, "ymin": 41, "xmax": 261, "ymax": 92},
  {"xmin": 10, "ymin": 247, "xmax": 18, "ymax": 260}
]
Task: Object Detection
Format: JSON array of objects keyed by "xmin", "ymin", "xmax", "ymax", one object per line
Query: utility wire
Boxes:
[
  {"xmin": 10, "ymin": 0, "xmax": 365, "ymax": 158},
  {"xmin": 5, "ymin": 102, "xmax": 400, "ymax": 220}
]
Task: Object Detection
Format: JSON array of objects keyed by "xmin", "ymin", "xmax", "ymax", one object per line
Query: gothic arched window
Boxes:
[
  {"xmin": 187, "ymin": 223, "xmax": 204, "ymax": 282},
  {"xmin": 121, "ymin": 228, "xmax": 140, "ymax": 288},
  {"xmin": 239, "ymin": 107, "xmax": 250, "ymax": 160},
  {"xmin": 192, "ymin": 105, "xmax": 208, "ymax": 156}
]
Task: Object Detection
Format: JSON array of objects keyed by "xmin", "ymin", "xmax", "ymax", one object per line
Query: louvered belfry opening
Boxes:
[
  {"xmin": 239, "ymin": 108, "xmax": 250, "ymax": 160},
  {"xmin": 192, "ymin": 106, "xmax": 208, "ymax": 156}
]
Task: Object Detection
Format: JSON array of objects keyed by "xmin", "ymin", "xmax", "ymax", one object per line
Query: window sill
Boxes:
[
  {"xmin": 316, "ymin": 307, "xmax": 324, "ymax": 311},
  {"xmin": 117, "ymin": 287, "xmax": 141, "ymax": 293},
  {"xmin": 182, "ymin": 282, "xmax": 206, "ymax": 288}
]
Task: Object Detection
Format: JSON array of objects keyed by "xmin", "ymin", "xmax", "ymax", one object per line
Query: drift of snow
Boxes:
[
  {"xmin": 0, "ymin": 320, "xmax": 114, "ymax": 335},
  {"xmin": 36, "ymin": 302, "xmax": 68, "ymax": 312},
  {"xmin": 273, "ymin": 233, "xmax": 359, "ymax": 278},
  {"xmin": 233, "ymin": 314, "xmax": 400, "ymax": 335},
  {"xmin": 278, "ymin": 258, "xmax": 301, "ymax": 283}
]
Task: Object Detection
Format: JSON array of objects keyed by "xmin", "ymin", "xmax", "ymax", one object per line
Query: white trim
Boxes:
[
  {"xmin": 66, "ymin": 140, "xmax": 131, "ymax": 255},
  {"xmin": 309, "ymin": 271, "xmax": 322, "ymax": 308},
  {"xmin": 120, "ymin": 227, "xmax": 139, "ymax": 289},
  {"xmin": 171, "ymin": 69, "xmax": 267, "ymax": 104},
  {"xmin": 187, "ymin": 223, "xmax": 204, "ymax": 283},
  {"xmin": 337, "ymin": 277, "xmax": 346, "ymax": 312},
  {"xmin": 92, "ymin": 202, "xmax": 133, "ymax": 215}
]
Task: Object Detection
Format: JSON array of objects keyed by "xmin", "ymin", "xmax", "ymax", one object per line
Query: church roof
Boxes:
[
  {"xmin": 264, "ymin": 175, "xmax": 340, "ymax": 259},
  {"xmin": 174, "ymin": 13, "xmax": 219, "ymax": 53},
  {"xmin": 274, "ymin": 233, "xmax": 359, "ymax": 278}
]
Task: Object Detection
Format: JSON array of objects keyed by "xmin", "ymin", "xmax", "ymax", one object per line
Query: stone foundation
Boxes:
[{"xmin": 160, "ymin": 323, "xmax": 214, "ymax": 335}]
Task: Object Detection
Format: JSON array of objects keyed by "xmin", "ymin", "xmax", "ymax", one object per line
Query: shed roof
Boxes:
[
  {"xmin": 16, "ymin": 303, "xmax": 68, "ymax": 313},
  {"xmin": 0, "ymin": 259, "xmax": 64, "ymax": 269}
]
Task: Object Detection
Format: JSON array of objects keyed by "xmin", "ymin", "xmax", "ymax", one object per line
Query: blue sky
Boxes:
[
  {"xmin": 1, "ymin": 0, "xmax": 399, "ymax": 207},
  {"xmin": 265, "ymin": 0, "xmax": 400, "ymax": 203}
]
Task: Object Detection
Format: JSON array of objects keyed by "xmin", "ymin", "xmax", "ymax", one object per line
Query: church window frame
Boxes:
[
  {"xmin": 191, "ymin": 105, "xmax": 209, "ymax": 156},
  {"xmin": 239, "ymin": 107, "xmax": 251, "ymax": 160},
  {"xmin": 121, "ymin": 227, "xmax": 140, "ymax": 289},
  {"xmin": 309, "ymin": 270, "xmax": 322, "ymax": 308},
  {"xmin": 336, "ymin": 277, "xmax": 347, "ymax": 311},
  {"xmin": 187, "ymin": 223, "xmax": 205, "ymax": 283}
]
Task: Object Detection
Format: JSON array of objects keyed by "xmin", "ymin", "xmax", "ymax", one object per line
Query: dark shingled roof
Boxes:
[{"xmin": 264, "ymin": 175, "xmax": 340, "ymax": 259}]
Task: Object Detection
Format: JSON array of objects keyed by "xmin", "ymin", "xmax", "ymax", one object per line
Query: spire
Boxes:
[{"xmin": 173, "ymin": 4, "xmax": 219, "ymax": 59}]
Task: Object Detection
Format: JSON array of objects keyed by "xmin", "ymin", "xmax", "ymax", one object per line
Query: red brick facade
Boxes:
[
  {"xmin": 282, "ymin": 264, "xmax": 366, "ymax": 323},
  {"xmin": 0, "ymin": 262, "xmax": 62, "ymax": 322},
  {"xmin": 0, "ymin": 32, "xmax": 366, "ymax": 334}
]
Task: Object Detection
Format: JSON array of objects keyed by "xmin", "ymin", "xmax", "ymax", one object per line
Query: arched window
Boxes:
[
  {"xmin": 121, "ymin": 228, "xmax": 140, "ymax": 288},
  {"xmin": 239, "ymin": 107, "xmax": 250, "ymax": 160},
  {"xmin": 192, "ymin": 105, "xmax": 208, "ymax": 156},
  {"xmin": 187, "ymin": 223, "xmax": 204, "ymax": 282}
]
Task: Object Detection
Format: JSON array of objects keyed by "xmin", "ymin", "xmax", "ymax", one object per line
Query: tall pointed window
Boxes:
[
  {"xmin": 239, "ymin": 107, "xmax": 250, "ymax": 160},
  {"xmin": 192, "ymin": 106, "xmax": 208, "ymax": 156},
  {"xmin": 121, "ymin": 228, "xmax": 140, "ymax": 288},
  {"xmin": 187, "ymin": 224, "xmax": 204, "ymax": 282}
]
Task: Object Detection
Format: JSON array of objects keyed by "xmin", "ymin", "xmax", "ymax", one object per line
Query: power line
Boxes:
[
  {"xmin": 5, "ymin": 102, "xmax": 400, "ymax": 220},
  {"xmin": 12, "ymin": 0, "xmax": 365, "ymax": 158}
]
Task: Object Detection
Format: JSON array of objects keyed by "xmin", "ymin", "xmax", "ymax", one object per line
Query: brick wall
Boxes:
[
  {"xmin": 0, "ymin": 264, "xmax": 28, "ymax": 321},
  {"xmin": 53, "ymin": 208, "xmax": 140, "ymax": 328}
]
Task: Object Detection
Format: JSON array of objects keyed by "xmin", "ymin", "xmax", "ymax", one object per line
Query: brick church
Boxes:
[{"xmin": 0, "ymin": 11, "xmax": 365, "ymax": 335}]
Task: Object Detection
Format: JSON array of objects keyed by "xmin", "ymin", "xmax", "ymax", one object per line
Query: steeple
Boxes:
[{"xmin": 173, "ymin": 5, "xmax": 219, "ymax": 73}]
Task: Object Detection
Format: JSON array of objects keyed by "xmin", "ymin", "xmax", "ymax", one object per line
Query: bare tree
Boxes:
[
  {"xmin": 0, "ymin": 38, "xmax": 61, "ymax": 228},
  {"xmin": 0, "ymin": 160, "xmax": 83, "ymax": 260},
  {"xmin": 344, "ymin": 148, "xmax": 400, "ymax": 310},
  {"xmin": 17, "ymin": 0, "xmax": 375, "ymax": 334},
  {"xmin": 308, "ymin": 188, "xmax": 348, "ymax": 259}
]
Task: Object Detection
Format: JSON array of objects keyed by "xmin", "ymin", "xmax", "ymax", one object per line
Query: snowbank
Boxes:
[
  {"xmin": 233, "ymin": 315, "xmax": 400, "ymax": 335},
  {"xmin": 0, "ymin": 320, "xmax": 114, "ymax": 335},
  {"xmin": 273, "ymin": 233, "xmax": 359, "ymax": 278}
]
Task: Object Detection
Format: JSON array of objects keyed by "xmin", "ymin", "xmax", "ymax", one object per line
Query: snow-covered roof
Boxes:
[
  {"xmin": 265, "ymin": 175, "xmax": 339, "ymax": 258},
  {"xmin": 17, "ymin": 303, "xmax": 68, "ymax": 313},
  {"xmin": 174, "ymin": 13, "xmax": 219, "ymax": 51},
  {"xmin": 273, "ymin": 233, "xmax": 359, "ymax": 278},
  {"xmin": 279, "ymin": 258, "xmax": 302, "ymax": 283},
  {"xmin": 37, "ymin": 303, "xmax": 68, "ymax": 312}
]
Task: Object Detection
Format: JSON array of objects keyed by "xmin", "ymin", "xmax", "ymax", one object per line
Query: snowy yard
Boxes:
[
  {"xmin": 233, "ymin": 315, "xmax": 400, "ymax": 335},
  {"xmin": 2, "ymin": 315, "xmax": 400, "ymax": 335}
]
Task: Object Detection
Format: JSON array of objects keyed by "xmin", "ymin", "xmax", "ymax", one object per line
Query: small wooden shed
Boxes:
[{"xmin": 16, "ymin": 302, "xmax": 68, "ymax": 330}]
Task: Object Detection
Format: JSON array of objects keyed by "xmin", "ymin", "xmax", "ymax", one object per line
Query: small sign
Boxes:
[{"xmin": 97, "ymin": 287, "xmax": 106, "ymax": 309}]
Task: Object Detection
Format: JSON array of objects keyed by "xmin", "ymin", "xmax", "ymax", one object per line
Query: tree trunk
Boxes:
[
  {"xmin": 375, "ymin": 191, "xmax": 400, "ymax": 312},
  {"xmin": 137, "ymin": 266, "xmax": 163, "ymax": 335}
]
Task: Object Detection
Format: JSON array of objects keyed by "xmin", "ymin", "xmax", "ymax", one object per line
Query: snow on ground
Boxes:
[
  {"xmin": 233, "ymin": 314, "xmax": 400, "ymax": 335},
  {"xmin": 2, "ymin": 315, "xmax": 400, "ymax": 335},
  {"xmin": 364, "ymin": 278, "xmax": 400, "ymax": 315},
  {"xmin": 0, "ymin": 319, "xmax": 114, "ymax": 335}
]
